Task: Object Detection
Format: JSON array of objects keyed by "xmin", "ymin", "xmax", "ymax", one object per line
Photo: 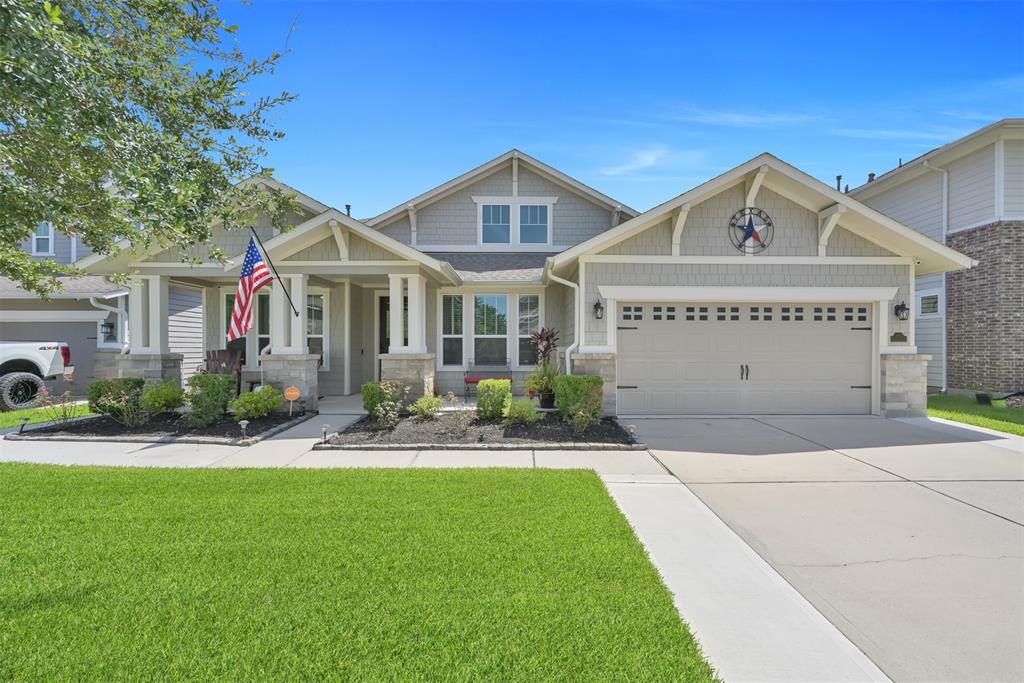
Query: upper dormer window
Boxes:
[
  {"xmin": 519, "ymin": 205, "xmax": 549, "ymax": 244},
  {"xmin": 32, "ymin": 222, "xmax": 54, "ymax": 256},
  {"xmin": 475, "ymin": 196, "xmax": 557, "ymax": 247},
  {"xmin": 482, "ymin": 205, "xmax": 511, "ymax": 243}
]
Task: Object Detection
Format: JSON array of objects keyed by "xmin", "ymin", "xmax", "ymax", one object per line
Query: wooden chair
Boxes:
[{"xmin": 205, "ymin": 349, "xmax": 243, "ymax": 396}]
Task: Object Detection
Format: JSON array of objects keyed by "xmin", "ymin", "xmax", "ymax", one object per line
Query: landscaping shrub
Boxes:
[
  {"xmin": 228, "ymin": 386, "xmax": 284, "ymax": 421},
  {"xmin": 185, "ymin": 373, "xmax": 236, "ymax": 427},
  {"xmin": 409, "ymin": 395, "xmax": 443, "ymax": 419},
  {"xmin": 361, "ymin": 382, "xmax": 385, "ymax": 415},
  {"xmin": 476, "ymin": 379, "xmax": 511, "ymax": 420},
  {"xmin": 36, "ymin": 387, "xmax": 81, "ymax": 428},
  {"xmin": 87, "ymin": 378, "xmax": 148, "ymax": 428},
  {"xmin": 140, "ymin": 380, "xmax": 185, "ymax": 415},
  {"xmin": 553, "ymin": 374, "xmax": 604, "ymax": 434},
  {"xmin": 504, "ymin": 398, "xmax": 541, "ymax": 426},
  {"xmin": 371, "ymin": 381, "xmax": 408, "ymax": 429}
]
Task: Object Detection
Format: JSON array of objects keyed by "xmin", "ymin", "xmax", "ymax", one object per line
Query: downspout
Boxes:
[
  {"xmin": 922, "ymin": 160, "xmax": 949, "ymax": 392},
  {"xmin": 545, "ymin": 266, "xmax": 579, "ymax": 374},
  {"xmin": 89, "ymin": 296, "xmax": 129, "ymax": 354}
]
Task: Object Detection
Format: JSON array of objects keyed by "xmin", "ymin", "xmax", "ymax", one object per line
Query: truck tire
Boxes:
[{"xmin": 0, "ymin": 372, "xmax": 45, "ymax": 411}]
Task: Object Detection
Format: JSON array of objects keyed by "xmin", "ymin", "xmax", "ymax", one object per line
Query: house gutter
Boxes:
[
  {"xmin": 88, "ymin": 296, "xmax": 129, "ymax": 353},
  {"xmin": 544, "ymin": 265, "xmax": 579, "ymax": 374},
  {"xmin": 921, "ymin": 159, "xmax": 949, "ymax": 393}
]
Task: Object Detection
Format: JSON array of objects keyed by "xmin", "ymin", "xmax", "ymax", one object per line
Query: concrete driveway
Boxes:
[{"xmin": 629, "ymin": 415, "xmax": 1024, "ymax": 683}]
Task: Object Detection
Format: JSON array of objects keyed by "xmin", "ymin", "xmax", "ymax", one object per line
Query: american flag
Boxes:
[{"xmin": 228, "ymin": 237, "xmax": 274, "ymax": 341}]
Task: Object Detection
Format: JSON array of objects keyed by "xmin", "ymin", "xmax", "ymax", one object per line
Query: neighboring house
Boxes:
[
  {"xmin": 79, "ymin": 149, "xmax": 972, "ymax": 417},
  {"xmin": 852, "ymin": 119, "xmax": 1023, "ymax": 394}
]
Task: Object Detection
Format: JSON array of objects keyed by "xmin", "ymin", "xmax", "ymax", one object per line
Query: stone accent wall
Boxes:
[
  {"xmin": 259, "ymin": 354, "xmax": 321, "ymax": 411},
  {"xmin": 93, "ymin": 349, "xmax": 121, "ymax": 381},
  {"xmin": 572, "ymin": 353, "xmax": 616, "ymax": 415},
  {"xmin": 880, "ymin": 353, "xmax": 930, "ymax": 417},
  {"xmin": 946, "ymin": 221, "xmax": 1024, "ymax": 393},
  {"xmin": 380, "ymin": 353, "xmax": 436, "ymax": 400},
  {"xmin": 117, "ymin": 353, "xmax": 183, "ymax": 386}
]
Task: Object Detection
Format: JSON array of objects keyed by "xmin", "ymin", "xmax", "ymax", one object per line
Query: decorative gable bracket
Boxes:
[{"xmin": 817, "ymin": 203, "xmax": 847, "ymax": 257}]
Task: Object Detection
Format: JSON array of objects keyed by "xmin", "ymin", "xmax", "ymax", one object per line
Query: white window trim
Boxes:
[
  {"xmin": 220, "ymin": 286, "xmax": 273, "ymax": 370},
  {"xmin": 307, "ymin": 286, "xmax": 330, "ymax": 372},
  {"xmin": 32, "ymin": 222, "xmax": 55, "ymax": 256},
  {"xmin": 439, "ymin": 293, "xmax": 465, "ymax": 368},
  {"xmin": 471, "ymin": 293, "xmax": 510, "ymax": 367},
  {"xmin": 916, "ymin": 287, "xmax": 943, "ymax": 319},
  {"xmin": 473, "ymin": 196, "xmax": 557, "ymax": 248},
  {"xmin": 435, "ymin": 287, "xmax": 545, "ymax": 371}
]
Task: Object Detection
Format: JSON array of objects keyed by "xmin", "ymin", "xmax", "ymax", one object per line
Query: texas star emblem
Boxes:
[{"xmin": 728, "ymin": 207, "xmax": 774, "ymax": 253}]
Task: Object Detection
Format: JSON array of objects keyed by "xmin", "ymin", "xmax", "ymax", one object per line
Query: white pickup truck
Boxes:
[{"xmin": 0, "ymin": 341, "xmax": 74, "ymax": 410}]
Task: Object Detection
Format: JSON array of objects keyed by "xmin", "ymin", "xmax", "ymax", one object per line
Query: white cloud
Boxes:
[
  {"xmin": 668, "ymin": 107, "xmax": 818, "ymax": 128},
  {"xmin": 600, "ymin": 147, "xmax": 669, "ymax": 176}
]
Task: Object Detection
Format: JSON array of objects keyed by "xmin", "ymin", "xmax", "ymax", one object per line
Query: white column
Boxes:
[
  {"xmin": 343, "ymin": 280, "xmax": 351, "ymax": 395},
  {"xmin": 287, "ymin": 275, "xmax": 308, "ymax": 354},
  {"xmin": 147, "ymin": 276, "xmax": 169, "ymax": 354},
  {"xmin": 270, "ymin": 282, "xmax": 289, "ymax": 352},
  {"xmin": 388, "ymin": 274, "xmax": 405, "ymax": 353},
  {"xmin": 128, "ymin": 277, "xmax": 148, "ymax": 352},
  {"xmin": 407, "ymin": 274, "xmax": 426, "ymax": 353},
  {"xmin": 878, "ymin": 299, "xmax": 889, "ymax": 349}
]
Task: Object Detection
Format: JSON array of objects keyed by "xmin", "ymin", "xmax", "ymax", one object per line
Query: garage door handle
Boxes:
[
  {"xmin": 617, "ymin": 326, "xmax": 638, "ymax": 330},
  {"xmin": 850, "ymin": 385, "xmax": 871, "ymax": 389},
  {"xmin": 617, "ymin": 385, "xmax": 638, "ymax": 390},
  {"xmin": 745, "ymin": 364, "xmax": 750, "ymax": 380},
  {"xmin": 740, "ymin": 364, "xmax": 744, "ymax": 380},
  {"xmin": 850, "ymin": 327, "xmax": 872, "ymax": 331}
]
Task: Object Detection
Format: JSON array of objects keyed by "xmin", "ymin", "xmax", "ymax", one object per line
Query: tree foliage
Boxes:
[{"xmin": 0, "ymin": 0, "xmax": 297, "ymax": 295}]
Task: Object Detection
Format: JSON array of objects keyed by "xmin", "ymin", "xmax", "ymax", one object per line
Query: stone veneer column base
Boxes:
[
  {"xmin": 259, "ymin": 354, "xmax": 321, "ymax": 411},
  {"xmin": 379, "ymin": 353, "xmax": 436, "ymax": 400},
  {"xmin": 93, "ymin": 348, "xmax": 123, "ymax": 382},
  {"xmin": 117, "ymin": 353, "xmax": 183, "ymax": 386},
  {"xmin": 880, "ymin": 353, "xmax": 931, "ymax": 417},
  {"xmin": 572, "ymin": 352, "xmax": 617, "ymax": 415}
]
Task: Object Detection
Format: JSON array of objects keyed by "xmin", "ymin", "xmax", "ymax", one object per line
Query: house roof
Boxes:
[
  {"xmin": 365, "ymin": 149, "xmax": 639, "ymax": 228},
  {"xmin": 0, "ymin": 275, "xmax": 126, "ymax": 299},
  {"xmin": 549, "ymin": 153, "xmax": 976, "ymax": 277},
  {"xmin": 850, "ymin": 118, "xmax": 1024, "ymax": 199},
  {"xmin": 424, "ymin": 252, "xmax": 551, "ymax": 283}
]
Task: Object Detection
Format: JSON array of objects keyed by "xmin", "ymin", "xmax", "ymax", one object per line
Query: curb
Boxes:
[
  {"xmin": 4, "ymin": 412, "xmax": 317, "ymax": 447},
  {"xmin": 311, "ymin": 441, "xmax": 647, "ymax": 451}
]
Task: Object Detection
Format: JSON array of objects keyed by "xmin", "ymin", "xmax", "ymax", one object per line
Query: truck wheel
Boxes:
[{"xmin": 0, "ymin": 372, "xmax": 45, "ymax": 411}]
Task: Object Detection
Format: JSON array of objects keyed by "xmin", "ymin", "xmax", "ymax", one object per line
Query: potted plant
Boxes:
[{"xmin": 527, "ymin": 327, "xmax": 559, "ymax": 409}]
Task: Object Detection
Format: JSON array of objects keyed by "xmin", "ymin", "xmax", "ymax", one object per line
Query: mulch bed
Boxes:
[
  {"xmin": 327, "ymin": 412, "xmax": 638, "ymax": 448},
  {"xmin": 13, "ymin": 411, "xmax": 309, "ymax": 444}
]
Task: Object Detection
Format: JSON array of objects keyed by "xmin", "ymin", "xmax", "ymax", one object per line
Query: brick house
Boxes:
[{"xmin": 852, "ymin": 119, "xmax": 1024, "ymax": 394}]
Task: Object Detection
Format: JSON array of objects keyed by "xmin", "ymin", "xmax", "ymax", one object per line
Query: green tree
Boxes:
[{"xmin": 0, "ymin": 0, "xmax": 297, "ymax": 296}]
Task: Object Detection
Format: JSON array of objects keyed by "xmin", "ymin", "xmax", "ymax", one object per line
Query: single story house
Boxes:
[{"xmin": 76, "ymin": 150, "xmax": 975, "ymax": 416}]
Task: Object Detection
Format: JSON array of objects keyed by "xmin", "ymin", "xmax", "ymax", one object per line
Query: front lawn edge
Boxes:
[
  {"xmin": 312, "ymin": 440, "xmax": 647, "ymax": 451},
  {"xmin": 4, "ymin": 411, "xmax": 316, "ymax": 446}
]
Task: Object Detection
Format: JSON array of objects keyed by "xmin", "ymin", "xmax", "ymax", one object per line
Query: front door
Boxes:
[{"xmin": 375, "ymin": 295, "xmax": 408, "ymax": 380}]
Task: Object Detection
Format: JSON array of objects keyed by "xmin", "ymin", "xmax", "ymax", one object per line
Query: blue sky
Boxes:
[{"xmin": 222, "ymin": 1, "xmax": 1024, "ymax": 217}]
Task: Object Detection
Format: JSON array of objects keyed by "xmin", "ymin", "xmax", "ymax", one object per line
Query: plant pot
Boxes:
[{"xmin": 539, "ymin": 390, "xmax": 555, "ymax": 410}]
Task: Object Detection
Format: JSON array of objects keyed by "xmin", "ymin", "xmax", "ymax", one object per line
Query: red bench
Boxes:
[{"xmin": 464, "ymin": 359, "xmax": 512, "ymax": 399}]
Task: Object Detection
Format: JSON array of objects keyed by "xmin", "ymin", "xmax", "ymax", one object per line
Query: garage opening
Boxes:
[{"xmin": 616, "ymin": 302, "xmax": 873, "ymax": 415}]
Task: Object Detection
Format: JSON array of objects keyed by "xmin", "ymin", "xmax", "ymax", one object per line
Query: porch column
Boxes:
[
  {"xmin": 270, "ymin": 280, "xmax": 290, "ymax": 351},
  {"xmin": 120, "ymin": 275, "xmax": 181, "ymax": 384},
  {"xmin": 284, "ymin": 274, "xmax": 308, "ymax": 354},
  {"xmin": 388, "ymin": 274, "xmax": 405, "ymax": 353},
  {"xmin": 407, "ymin": 274, "xmax": 427, "ymax": 353},
  {"xmin": 260, "ymin": 273, "xmax": 318, "ymax": 409}
]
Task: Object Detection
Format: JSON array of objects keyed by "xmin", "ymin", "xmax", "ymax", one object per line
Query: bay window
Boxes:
[
  {"xmin": 517, "ymin": 294, "xmax": 540, "ymax": 366},
  {"xmin": 441, "ymin": 294, "xmax": 464, "ymax": 366},
  {"xmin": 473, "ymin": 294, "xmax": 508, "ymax": 365}
]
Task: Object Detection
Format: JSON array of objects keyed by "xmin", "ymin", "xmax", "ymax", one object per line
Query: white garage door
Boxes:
[{"xmin": 617, "ymin": 303, "xmax": 873, "ymax": 415}]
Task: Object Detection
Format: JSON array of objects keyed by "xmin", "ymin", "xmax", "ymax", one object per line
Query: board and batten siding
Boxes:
[
  {"xmin": 1004, "ymin": 139, "xmax": 1024, "ymax": 216},
  {"xmin": 168, "ymin": 285, "xmax": 204, "ymax": 380}
]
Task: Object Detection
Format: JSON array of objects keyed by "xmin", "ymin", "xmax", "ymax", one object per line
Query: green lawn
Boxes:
[
  {"xmin": 928, "ymin": 394, "xmax": 1024, "ymax": 436},
  {"xmin": 0, "ymin": 403, "xmax": 92, "ymax": 429},
  {"xmin": 0, "ymin": 466, "xmax": 717, "ymax": 681}
]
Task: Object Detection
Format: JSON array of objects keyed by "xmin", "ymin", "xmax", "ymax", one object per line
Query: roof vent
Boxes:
[
  {"xmin": 835, "ymin": 175, "xmax": 842, "ymax": 191},
  {"xmin": 345, "ymin": 204, "xmax": 351, "ymax": 216},
  {"xmin": 867, "ymin": 172, "xmax": 876, "ymax": 183}
]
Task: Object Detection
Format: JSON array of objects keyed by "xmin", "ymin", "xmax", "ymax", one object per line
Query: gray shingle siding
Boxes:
[{"xmin": 415, "ymin": 167, "xmax": 512, "ymax": 246}]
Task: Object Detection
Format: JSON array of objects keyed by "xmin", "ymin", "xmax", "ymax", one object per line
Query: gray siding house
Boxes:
[
  {"xmin": 853, "ymin": 119, "xmax": 1023, "ymax": 394},
  {"xmin": 77, "ymin": 150, "xmax": 972, "ymax": 417}
]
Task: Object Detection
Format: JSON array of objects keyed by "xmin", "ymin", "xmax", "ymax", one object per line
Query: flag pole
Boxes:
[{"xmin": 249, "ymin": 226, "xmax": 299, "ymax": 317}]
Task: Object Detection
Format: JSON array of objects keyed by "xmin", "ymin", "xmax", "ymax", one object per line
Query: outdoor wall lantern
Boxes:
[
  {"xmin": 894, "ymin": 301, "xmax": 910, "ymax": 321},
  {"xmin": 100, "ymin": 321, "xmax": 115, "ymax": 336},
  {"xmin": 593, "ymin": 301, "xmax": 605, "ymax": 320}
]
